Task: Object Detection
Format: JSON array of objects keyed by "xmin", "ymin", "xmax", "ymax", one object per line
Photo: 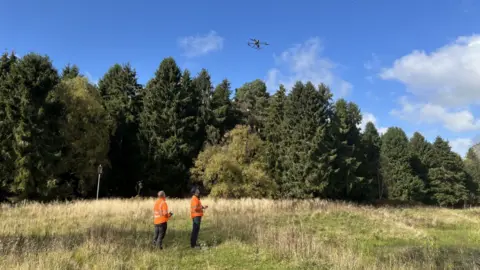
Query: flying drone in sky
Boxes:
[{"xmin": 248, "ymin": 38, "xmax": 269, "ymax": 50}]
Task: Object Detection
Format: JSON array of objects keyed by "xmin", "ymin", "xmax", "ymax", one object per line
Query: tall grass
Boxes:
[{"xmin": 1, "ymin": 198, "xmax": 479, "ymax": 269}]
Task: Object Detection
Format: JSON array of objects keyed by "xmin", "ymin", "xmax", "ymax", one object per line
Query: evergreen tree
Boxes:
[
  {"xmin": 61, "ymin": 64, "xmax": 80, "ymax": 80},
  {"xmin": 360, "ymin": 122, "xmax": 382, "ymax": 199},
  {"xmin": 281, "ymin": 82, "xmax": 336, "ymax": 198},
  {"xmin": 234, "ymin": 79, "xmax": 269, "ymax": 135},
  {"xmin": 328, "ymin": 99, "xmax": 365, "ymax": 201},
  {"xmin": 428, "ymin": 137, "xmax": 468, "ymax": 206},
  {"xmin": 211, "ymin": 79, "xmax": 236, "ymax": 141},
  {"xmin": 139, "ymin": 58, "xmax": 197, "ymax": 195},
  {"xmin": 98, "ymin": 63, "xmax": 143, "ymax": 197},
  {"xmin": 0, "ymin": 52, "xmax": 18, "ymax": 200},
  {"xmin": 464, "ymin": 148, "xmax": 480, "ymax": 205},
  {"xmin": 192, "ymin": 69, "xmax": 215, "ymax": 145},
  {"xmin": 263, "ymin": 85, "xmax": 287, "ymax": 183},
  {"xmin": 380, "ymin": 127, "xmax": 425, "ymax": 202},
  {"xmin": 408, "ymin": 132, "xmax": 434, "ymax": 203},
  {"xmin": 7, "ymin": 53, "xmax": 61, "ymax": 200}
]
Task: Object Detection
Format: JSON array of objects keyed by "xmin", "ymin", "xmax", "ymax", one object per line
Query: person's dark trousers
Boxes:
[
  {"xmin": 153, "ymin": 222, "xmax": 167, "ymax": 249},
  {"xmin": 190, "ymin": 216, "xmax": 202, "ymax": 248}
]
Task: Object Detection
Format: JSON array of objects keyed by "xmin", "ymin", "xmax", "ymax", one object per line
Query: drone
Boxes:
[{"xmin": 248, "ymin": 38, "xmax": 269, "ymax": 50}]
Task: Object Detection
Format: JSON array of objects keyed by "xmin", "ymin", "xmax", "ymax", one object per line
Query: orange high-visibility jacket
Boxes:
[
  {"xmin": 154, "ymin": 198, "xmax": 170, "ymax": 224},
  {"xmin": 190, "ymin": 195, "xmax": 204, "ymax": 218}
]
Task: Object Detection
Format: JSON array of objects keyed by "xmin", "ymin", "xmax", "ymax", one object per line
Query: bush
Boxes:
[{"xmin": 191, "ymin": 125, "xmax": 277, "ymax": 198}]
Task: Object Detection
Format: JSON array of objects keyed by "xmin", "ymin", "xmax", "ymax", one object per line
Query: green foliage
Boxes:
[
  {"xmin": 191, "ymin": 125, "xmax": 276, "ymax": 198},
  {"xmin": 139, "ymin": 58, "xmax": 197, "ymax": 195},
  {"xmin": 380, "ymin": 127, "xmax": 426, "ymax": 202},
  {"xmin": 49, "ymin": 77, "xmax": 110, "ymax": 197},
  {"xmin": 0, "ymin": 52, "xmax": 18, "ymax": 200},
  {"xmin": 408, "ymin": 132, "xmax": 434, "ymax": 203},
  {"xmin": 61, "ymin": 64, "xmax": 80, "ymax": 80},
  {"xmin": 359, "ymin": 122, "xmax": 382, "ymax": 199},
  {"xmin": 280, "ymin": 82, "xmax": 336, "ymax": 198},
  {"xmin": 234, "ymin": 79, "xmax": 269, "ymax": 134},
  {"xmin": 98, "ymin": 63, "xmax": 143, "ymax": 196},
  {"xmin": 428, "ymin": 137, "xmax": 468, "ymax": 207},
  {"xmin": 328, "ymin": 99, "xmax": 366, "ymax": 201},
  {"xmin": 192, "ymin": 69, "xmax": 215, "ymax": 145},
  {"xmin": 211, "ymin": 79, "xmax": 236, "ymax": 142},
  {"xmin": 7, "ymin": 53, "xmax": 61, "ymax": 200},
  {"xmin": 263, "ymin": 85, "xmax": 287, "ymax": 184},
  {"xmin": 0, "ymin": 52, "xmax": 478, "ymax": 205},
  {"xmin": 464, "ymin": 148, "xmax": 480, "ymax": 204}
]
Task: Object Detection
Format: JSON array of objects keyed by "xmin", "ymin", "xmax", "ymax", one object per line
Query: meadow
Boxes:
[{"xmin": 1, "ymin": 198, "xmax": 479, "ymax": 270}]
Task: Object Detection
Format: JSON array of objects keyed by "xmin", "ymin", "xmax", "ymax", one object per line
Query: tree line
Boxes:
[{"xmin": 1, "ymin": 52, "xmax": 479, "ymax": 207}]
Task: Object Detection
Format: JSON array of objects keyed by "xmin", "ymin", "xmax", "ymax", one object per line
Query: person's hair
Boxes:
[
  {"xmin": 158, "ymin": 191, "xmax": 165, "ymax": 198},
  {"xmin": 190, "ymin": 186, "xmax": 199, "ymax": 195}
]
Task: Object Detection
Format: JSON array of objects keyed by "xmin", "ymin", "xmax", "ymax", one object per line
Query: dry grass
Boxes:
[{"xmin": 1, "ymin": 198, "xmax": 480, "ymax": 269}]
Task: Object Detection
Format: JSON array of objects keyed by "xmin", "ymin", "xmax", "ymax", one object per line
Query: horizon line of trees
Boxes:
[{"xmin": 1, "ymin": 51, "xmax": 479, "ymax": 207}]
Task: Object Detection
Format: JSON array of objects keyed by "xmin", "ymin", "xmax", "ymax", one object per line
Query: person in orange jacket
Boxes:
[
  {"xmin": 153, "ymin": 191, "xmax": 172, "ymax": 249},
  {"xmin": 190, "ymin": 187, "xmax": 208, "ymax": 248}
]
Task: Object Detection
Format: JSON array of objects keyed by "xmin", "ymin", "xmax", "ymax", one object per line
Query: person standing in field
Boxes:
[
  {"xmin": 190, "ymin": 188, "xmax": 208, "ymax": 248},
  {"xmin": 153, "ymin": 191, "xmax": 172, "ymax": 249}
]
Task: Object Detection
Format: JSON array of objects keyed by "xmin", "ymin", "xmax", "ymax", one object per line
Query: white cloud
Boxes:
[
  {"xmin": 84, "ymin": 72, "xmax": 98, "ymax": 85},
  {"xmin": 391, "ymin": 96, "xmax": 480, "ymax": 132},
  {"xmin": 378, "ymin": 127, "xmax": 389, "ymax": 135},
  {"xmin": 449, "ymin": 138, "xmax": 473, "ymax": 157},
  {"xmin": 359, "ymin": 112, "xmax": 388, "ymax": 135},
  {"xmin": 265, "ymin": 37, "xmax": 352, "ymax": 97},
  {"xmin": 380, "ymin": 35, "xmax": 480, "ymax": 107},
  {"xmin": 178, "ymin": 30, "xmax": 224, "ymax": 58}
]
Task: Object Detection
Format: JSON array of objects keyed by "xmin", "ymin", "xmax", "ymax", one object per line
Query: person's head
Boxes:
[
  {"xmin": 158, "ymin": 191, "xmax": 166, "ymax": 199},
  {"xmin": 191, "ymin": 187, "xmax": 200, "ymax": 197}
]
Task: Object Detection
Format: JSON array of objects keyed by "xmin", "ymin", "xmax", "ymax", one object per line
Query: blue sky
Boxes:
[{"xmin": 2, "ymin": 0, "xmax": 480, "ymax": 156}]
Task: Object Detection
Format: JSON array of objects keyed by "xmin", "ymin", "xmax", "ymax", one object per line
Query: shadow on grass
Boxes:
[
  {"xmin": 376, "ymin": 245, "xmax": 480, "ymax": 269},
  {"xmin": 0, "ymin": 223, "xmax": 218, "ymax": 255}
]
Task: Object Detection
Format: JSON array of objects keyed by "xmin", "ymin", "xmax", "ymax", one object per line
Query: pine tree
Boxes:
[
  {"xmin": 0, "ymin": 52, "xmax": 18, "ymax": 200},
  {"xmin": 192, "ymin": 69, "xmax": 215, "ymax": 145},
  {"xmin": 98, "ymin": 63, "xmax": 143, "ymax": 196},
  {"xmin": 263, "ymin": 85, "xmax": 287, "ymax": 183},
  {"xmin": 139, "ymin": 58, "xmax": 197, "ymax": 195},
  {"xmin": 380, "ymin": 127, "xmax": 425, "ymax": 202},
  {"xmin": 8, "ymin": 53, "xmax": 61, "ymax": 200},
  {"xmin": 428, "ymin": 137, "xmax": 468, "ymax": 207},
  {"xmin": 464, "ymin": 148, "xmax": 480, "ymax": 205},
  {"xmin": 281, "ymin": 82, "xmax": 336, "ymax": 198},
  {"xmin": 409, "ymin": 132, "xmax": 434, "ymax": 203},
  {"xmin": 211, "ymin": 79, "xmax": 235, "ymax": 141},
  {"xmin": 360, "ymin": 122, "xmax": 382, "ymax": 200},
  {"xmin": 61, "ymin": 64, "xmax": 80, "ymax": 80},
  {"xmin": 234, "ymin": 79, "xmax": 269, "ymax": 135},
  {"xmin": 328, "ymin": 99, "xmax": 365, "ymax": 201}
]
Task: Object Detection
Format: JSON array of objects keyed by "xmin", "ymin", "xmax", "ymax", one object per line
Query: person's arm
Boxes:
[
  {"xmin": 200, "ymin": 199, "xmax": 208, "ymax": 209},
  {"xmin": 191, "ymin": 199, "xmax": 203, "ymax": 213},
  {"xmin": 161, "ymin": 204, "xmax": 170, "ymax": 218}
]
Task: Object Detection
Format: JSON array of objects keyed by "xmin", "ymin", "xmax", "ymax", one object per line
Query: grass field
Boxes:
[{"xmin": 1, "ymin": 198, "xmax": 480, "ymax": 270}]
